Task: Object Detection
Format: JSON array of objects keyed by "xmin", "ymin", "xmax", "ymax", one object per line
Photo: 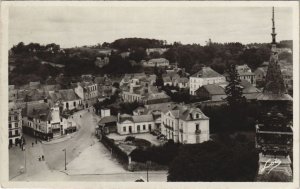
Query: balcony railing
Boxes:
[{"xmin": 9, "ymin": 133, "xmax": 21, "ymax": 138}]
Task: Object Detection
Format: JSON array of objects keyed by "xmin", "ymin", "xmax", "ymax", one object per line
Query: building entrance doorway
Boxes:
[{"xmin": 129, "ymin": 126, "xmax": 132, "ymax": 133}]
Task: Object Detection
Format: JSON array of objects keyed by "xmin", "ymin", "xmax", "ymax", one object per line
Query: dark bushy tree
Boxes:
[
  {"xmin": 168, "ymin": 139, "xmax": 258, "ymax": 182},
  {"xmin": 225, "ymin": 64, "xmax": 246, "ymax": 109}
]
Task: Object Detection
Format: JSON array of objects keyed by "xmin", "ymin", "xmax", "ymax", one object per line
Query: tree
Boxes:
[
  {"xmin": 155, "ymin": 70, "xmax": 164, "ymax": 87},
  {"xmin": 225, "ymin": 64, "xmax": 246, "ymax": 109},
  {"xmin": 168, "ymin": 139, "xmax": 258, "ymax": 181}
]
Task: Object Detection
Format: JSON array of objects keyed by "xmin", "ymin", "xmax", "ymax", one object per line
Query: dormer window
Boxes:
[{"xmin": 196, "ymin": 114, "xmax": 199, "ymax": 119}]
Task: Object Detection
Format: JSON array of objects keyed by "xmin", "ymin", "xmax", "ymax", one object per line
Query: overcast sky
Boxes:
[{"xmin": 9, "ymin": 6, "xmax": 293, "ymax": 48}]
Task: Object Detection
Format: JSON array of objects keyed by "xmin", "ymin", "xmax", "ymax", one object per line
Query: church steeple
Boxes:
[
  {"xmin": 257, "ymin": 7, "xmax": 292, "ymax": 100},
  {"xmin": 271, "ymin": 7, "xmax": 277, "ymax": 52},
  {"xmin": 271, "ymin": 7, "xmax": 276, "ymax": 44}
]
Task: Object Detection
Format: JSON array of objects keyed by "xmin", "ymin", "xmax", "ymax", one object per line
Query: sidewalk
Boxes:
[
  {"xmin": 10, "ymin": 135, "xmax": 50, "ymax": 180},
  {"xmin": 64, "ymin": 138, "xmax": 126, "ymax": 175}
]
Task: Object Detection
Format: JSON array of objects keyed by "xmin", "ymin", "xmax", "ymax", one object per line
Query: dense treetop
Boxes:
[{"xmin": 9, "ymin": 39, "xmax": 292, "ymax": 86}]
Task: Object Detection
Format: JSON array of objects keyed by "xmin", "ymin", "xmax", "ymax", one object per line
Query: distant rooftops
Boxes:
[{"xmin": 191, "ymin": 67, "xmax": 224, "ymax": 78}]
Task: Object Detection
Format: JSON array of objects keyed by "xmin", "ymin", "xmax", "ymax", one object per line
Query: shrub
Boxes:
[{"xmin": 125, "ymin": 136, "xmax": 135, "ymax": 142}]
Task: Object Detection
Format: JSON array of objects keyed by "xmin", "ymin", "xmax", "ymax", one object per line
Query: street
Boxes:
[{"xmin": 9, "ymin": 108, "xmax": 167, "ymax": 182}]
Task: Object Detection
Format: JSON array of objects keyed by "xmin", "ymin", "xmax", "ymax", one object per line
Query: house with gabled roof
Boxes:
[
  {"xmin": 161, "ymin": 104, "xmax": 210, "ymax": 144},
  {"xmin": 22, "ymin": 102, "xmax": 69, "ymax": 140},
  {"xmin": 189, "ymin": 67, "xmax": 226, "ymax": 95},
  {"xmin": 48, "ymin": 89, "xmax": 82, "ymax": 111}
]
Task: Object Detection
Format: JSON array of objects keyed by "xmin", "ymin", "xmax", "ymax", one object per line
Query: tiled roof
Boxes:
[
  {"xmin": 176, "ymin": 77, "xmax": 189, "ymax": 83},
  {"xmin": 132, "ymin": 114, "xmax": 154, "ymax": 123},
  {"xmin": 25, "ymin": 89, "xmax": 46, "ymax": 102},
  {"xmin": 191, "ymin": 67, "xmax": 223, "ymax": 78},
  {"xmin": 201, "ymin": 84, "xmax": 226, "ymax": 95},
  {"xmin": 26, "ymin": 103, "xmax": 51, "ymax": 121},
  {"xmin": 98, "ymin": 116, "xmax": 117, "ymax": 125},
  {"xmin": 179, "ymin": 107, "xmax": 209, "ymax": 121},
  {"xmin": 163, "ymin": 104, "xmax": 209, "ymax": 121},
  {"xmin": 147, "ymin": 92, "xmax": 170, "ymax": 100},
  {"xmin": 163, "ymin": 77, "xmax": 172, "ymax": 82},
  {"xmin": 119, "ymin": 114, "xmax": 133, "ymax": 123},
  {"xmin": 49, "ymin": 89, "xmax": 80, "ymax": 102}
]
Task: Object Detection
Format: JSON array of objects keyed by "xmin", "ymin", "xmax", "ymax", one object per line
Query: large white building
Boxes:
[
  {"xmin": 189, "ymin": 67, "xmax": 226, "ymax": 95},
  {"xmin": 8, "ymin": 104, "xmax": 22, "ymax": 146},
  {"xmin": 161, "ymin": 104, "xmax": 210, "ymax": 144},
  {"xmin": 117, "ymin": 114, "xmax": 155, "ymax": 135},
  {"xmin": 75, "ymin": 82, "xmax": 98, "ymax": 101}
]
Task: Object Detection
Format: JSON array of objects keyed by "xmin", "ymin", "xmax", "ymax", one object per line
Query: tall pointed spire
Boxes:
[
  {"xmin": 257, "ymin": 7, "xmax": 292, "ymax": 100},
  {"xmin": 271, "ymin": 7, "xmax": 277, "ymax": 53},
  {"xmin": 271, "ymin": 7, "xmax": 277, "ymax": 44}
]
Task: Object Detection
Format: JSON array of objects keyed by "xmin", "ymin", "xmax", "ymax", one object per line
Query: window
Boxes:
[
  {"xmin": 15, "ymin": 116, "xmax": 18, "ymax": 120},
  {"xmin": 60, "ymin": 118, "xmax": 63, "ymax": 122},
  {"xmin": 15, "ymin": 130, "xmax": 19, "ymax": 135},
  {"xmin": 196, "ymin": 124, "xmax": 199, "ymax": 131},
  {"xmin": 143, "ymin": 125, "xmax": 146, "ymax": 130},
  {"xmin": 123, "ymin": 127, "xmax": 126, "ymax": 132},
  {"xmin": 196, "ymin": 114, "xmax": 199, "ymax": 119},
  {"xmin": 74, "ymin": 101, "xmax": 76, "ymax": 106},
  {"xmin": 137, "ymin": 125, "xmax": 140, "ymax": 132},
  {"xmin": 15, "ymin": 122, "xmax": 18, "ymax": 128},
  {"xmin": 9, "ymin": 131, "xmax": 12, "ymax": 137},
  {"xmin": 48, "ymin": 120, "xmax": 50, "ymax": 124},
  {"xmin": 9, "ymin": 123, "xmax": 12, "ymax": 129},
  {"xmin": 9, "ymin": 116, "xmax": 11, "ymax": 121}
]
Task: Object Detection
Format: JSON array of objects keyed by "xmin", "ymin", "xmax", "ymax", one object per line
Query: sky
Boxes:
[{"xmin": 9, "ymin": 6, "xmax": 293, "ymax": 48}]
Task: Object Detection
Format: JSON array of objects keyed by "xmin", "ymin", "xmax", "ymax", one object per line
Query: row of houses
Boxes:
[
  {"xmin": 120, "ymin": 73, "xmax": 171, "ymax": 104},
  {"xmin": 189, "ymin": 65, "xmax": 257, "ymax": 96},
  {"xmin": 97, "ymin": 102, "xmax": 210, "ymax": 144}
]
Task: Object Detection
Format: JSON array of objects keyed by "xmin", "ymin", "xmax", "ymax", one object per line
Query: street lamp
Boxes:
[
  {"xmin": 62, "ymin": 148, "xmax": 67, "ymax": 170},
  {"xmin": 146, "ymin": 161, "xmax": 151, "ymax": 182},
  {"xmin": 24, "ymin": 146, "xmax": 26, "ymax": 173}
]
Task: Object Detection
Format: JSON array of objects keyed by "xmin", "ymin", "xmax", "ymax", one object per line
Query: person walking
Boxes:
[
  {"xmin": 32, "ymin": 142, "xmax": 34, "ymax": 147},
  {"xmin": 42, "ymin": 155, "xmax": 44, "ymax": 161}
]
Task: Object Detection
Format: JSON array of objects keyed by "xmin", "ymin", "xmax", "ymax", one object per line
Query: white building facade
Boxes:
[
  {"xmin": 9, "ymin": 108, "xmax": 22, "ymax": 146},
  {"xmin": 117, "ymin": 114, "xmax": 155, "ymax": 135},
  {"xmin": 189, "ymin": 67, "xmax": 226, "ymax": 95},
  {"xmin": 161, "ymin": 105, "xmax": 210, "ymax": 144}
]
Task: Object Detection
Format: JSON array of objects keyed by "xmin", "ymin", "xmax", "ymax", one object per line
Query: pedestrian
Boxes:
[
  {"xmin": 42, "ymin": 155, "xmax": 44, "ymax": 161},
  {"xmin": 38, "ymin": 156, "xmax": 41, "ymax": 161},
  {"xmin": 32, "ymin": 142, "xmax": 34, "ymax": 147}
]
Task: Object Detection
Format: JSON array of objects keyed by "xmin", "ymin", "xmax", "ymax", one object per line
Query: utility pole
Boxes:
[
  {"xmin": 24, "ymin": 146, "xmax": 26, "ymax": 173},
  {"xmin": 62, "ymin": 148, "xmax": 67, "ymax": 170},
  {"xmin": 146, "ymin": 161, "xmax": 151, "ymax": 182}
]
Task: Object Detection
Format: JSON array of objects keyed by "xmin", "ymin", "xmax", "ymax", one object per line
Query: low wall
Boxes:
[{"xmin": 100, "ymin": 134, "xmax": 129, "ymax": 166}]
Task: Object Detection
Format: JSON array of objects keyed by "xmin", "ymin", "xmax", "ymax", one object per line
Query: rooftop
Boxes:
[
  {"xmin": 191, "ymin": 67, "xmax": 224, "ymax": 78},
  {"xmin": 49, "ymin": 89, "xmax": 80, "ymax": 102}
]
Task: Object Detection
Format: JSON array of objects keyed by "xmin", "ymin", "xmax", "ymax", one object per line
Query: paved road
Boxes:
[
  {"xmin": 10, "ymin": 108, "xmax": 168, "ymax": 182},
  {"xmin": 42, "ymin": 109, "xmax": 98, "ymax": 170}
]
